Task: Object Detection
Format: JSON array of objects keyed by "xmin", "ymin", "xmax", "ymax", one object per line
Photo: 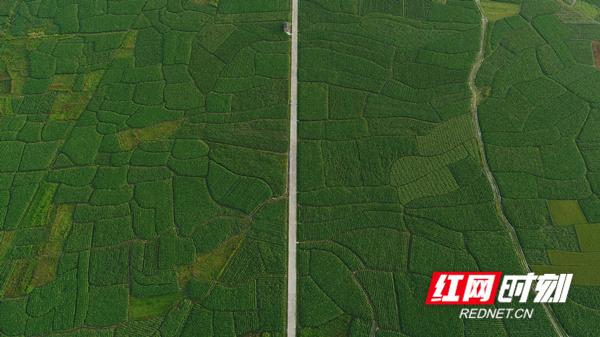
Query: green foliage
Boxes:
[
  {"xmin": 0, "ymin": 141, "xmax": 24, "ymax": 172},
  {"xmin": 29, "ymin": 52, "xmax": 56, "ymax": 79},
  {"xmin": 158, "ymin": 232, "xmax": 195, "ymax": 269},
  {"xmin": 204, "ymin": 280, "xmax": 256, "ymax": 311},
  {"xmin": 206, "ymin": 93, "xmax": 232, "ymax": 113},
  {"xmin": 164, "ymin": 83, "xmax": 204, "ymax": 110},
  {"xmin": 159, "ymin": 299, "xmax": 192, "ymax": 337},
  {"xmin": 89, "ymin": 246, "xmax": 129, "ymax": 286},
  {"xmin": 55, "ymin": 5, "xmax": 79, "ymax": 33},
  {"xmin": 481, "ymin": 0, "xmax": 521, "ymax": 21},
  {"xmin": 80, "ymin": 15, "xmax": 136, "ymax": 33},
  {"xmin": 162, "ymin": 31, "xmax": 192, "ymax": 65},
  {"xmin": 219, "ymin": 0, "xmax": 289, "ymax": 13},
  {"xmin": 19, "ymin": 181, "xmax": 57, "ymax": 227},
  {"xmin": 0, "ymin": 299, "xmax": 27, "ymax": 335},
  {"xmin": 336, "ymin": 228, "xmax": 409, "ymax": 271},
  {"xmin": 255, "ymin": 53, "xmax": 289, "ymax": 79},
  {"xmin": 129, "ymin": 293, "xmax": 181, "ymax": 320},
  {"xmin": 61, "ymin": 126, "xmax": 102, "ymax": 165},
  {"xmin": 207, "ymin": 162, "xmax": 272, "ymax": 213},
  {"xmin": 189, "ymin": 38, "xmax": 225, "ymax": 93},
  {"xmin": 114, "ymin": 317, "xmax": 161, "ymax": 337},
  {"xmin": 547, "ymin": 199, "xmax": 588, "ymax": 225},
  {"xmin": 0, "ymin": 0, "xmax": 286, "ymax": 335},
  {"xmin": 48, "ymin": 167, "xmax": 97, "ymax": 186},
  {"xmin": 85, "ymin": 285, "xmax": 128, "ymax": 327},
  {"xmin": 63, "ymin": 222, "xmax": 93, "ymax": 252},
  {"xmin": 133, "ymin": 81, "xmax": 165, "ymax": 106},
  {"xmin": 93, "ymin": 166, "xmax": 128, "ymax": 189},
  {"xmin": 93, "ymin": 216, "xmax": 134, "ymax": 247},
  {"xmin": 298, "ymin": 315, "xmax": 350, "ymax": 337},
  {"xmin": 179, "ymin": 305, "xmax": 213, "ymax": 337},
  {"xmin": 21, "ymin": 142, "xmax": 60, "ymax": 171},
  {"xmin": 309, "ymin": 250, "xmax": 373, "ymax": 320},
  {"xmin": 299, "ymin": 276, "xmax": 343, "ymax": 327}
]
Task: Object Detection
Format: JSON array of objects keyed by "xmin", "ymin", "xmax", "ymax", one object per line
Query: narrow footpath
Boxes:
[{"xmin": 471, "ymin": 1, "xmax": 569, "ymax": 336}]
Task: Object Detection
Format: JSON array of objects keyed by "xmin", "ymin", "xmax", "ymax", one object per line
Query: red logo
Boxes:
[{"xmin": 426, "ymin": 272, "xmax": 502, "ymax": 305}]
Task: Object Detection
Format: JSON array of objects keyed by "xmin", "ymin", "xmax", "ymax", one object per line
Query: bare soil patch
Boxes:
[{"xmin": 593, "ymin": 41, "xmax": 600, "ymax": 70}]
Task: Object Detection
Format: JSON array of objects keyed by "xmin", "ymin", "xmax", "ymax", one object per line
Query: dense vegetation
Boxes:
[
  {"xmin": 476, "ymin": 0, "xmax": 600, "ymax": 335},
  {"xmin": 0, "ymin": 0, "xmax": 289, "ymax": 336},
  {"xmin": 2, "ymin": 0, "xmax": 600, "ymax": 336},
  {"xmin": 297, "ymin": 0, "xmax": 600, "ymax": 336}
]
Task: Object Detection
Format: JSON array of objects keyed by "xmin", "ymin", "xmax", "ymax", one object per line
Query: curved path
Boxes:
[{"xmin": 471, "ymin": 1, "xmax": 569, "ymax": 336}]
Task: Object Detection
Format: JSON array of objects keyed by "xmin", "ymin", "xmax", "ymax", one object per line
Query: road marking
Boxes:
[{"xmin": 287, "ymin": 0, "xmax": 299, "ymax": 334}]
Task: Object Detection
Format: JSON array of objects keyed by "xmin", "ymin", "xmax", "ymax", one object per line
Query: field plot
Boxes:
[
  {"xmin": 0, "ymin": 1, "xmax": 289, "ymax": 336},
  {"xmin": 476, "ymin": 0, "xmax": 600, "ymax": 335},
  {"xmin": 593, "ymin": 40, "xmax": 600, "ymax": 69},
  {"xmin": 481, "ymin": 0, "xmax": 521, "ymax": 21},
  {"xmin": 297, "ymin": 0, "xmax": 561, "ymax": 336}
]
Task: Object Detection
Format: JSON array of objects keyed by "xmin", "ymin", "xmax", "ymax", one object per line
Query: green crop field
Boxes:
[
  {"xmin": 0, "ymin": 0, "xmax": 290, "ymax": 336},
  {"xmin": 475, "ymin": 0, "xmax": 600, "ymax": 335},
  {"xmin": 1, "ymin": 0, "xmax": 600, "ymax": 336},
  {"xmin": 296, "ymin": 0, "xmax": 600, "ymax": 336},
  {"xmin": 295, "ymin": 0, "xmax": 530, "ymax": 335}
]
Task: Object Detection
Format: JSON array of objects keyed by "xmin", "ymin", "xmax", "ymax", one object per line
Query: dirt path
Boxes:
[
  {"xmin": 287, "ymin": 0, "xmax": 299, "ymax": 334},
  {"xmin": 470, "ymin": 1, "xmax": 569, "ymax": 336}
]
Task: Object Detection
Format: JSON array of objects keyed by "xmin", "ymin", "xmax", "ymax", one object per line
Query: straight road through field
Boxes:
[{"xmin": 287, "ymin": 0, "xmax": 299, "ymax": 335}]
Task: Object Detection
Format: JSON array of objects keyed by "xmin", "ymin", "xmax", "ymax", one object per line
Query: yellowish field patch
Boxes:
[
  {"xmin": 558, "ymin": 0, "xmax": 599, "ymax": 23},
  {"xmin": 575, "ymin": 223, "xmax": 600, "ymax": 251},
  {"xmin": 593, "ymin": 41, "xmax": 600, "ymax": 70},
  {"xmin": 534, "ymin": 209, "xmax": 600, "ymax": 285},
  {"xmin": 114, "ymin": 31, "xmax": 137, "ymax": 59},
  {"xmin": 51, "ymin": 70, "xmax": 104, "ymax": 120},
  {"xmin": 193, "ymin": 0, "xmax": 219, "ymax": 6},
  {"xmin": 129, "ymin": 293, "xmax": 182, "ymax": 320},
  {"xmin": 573, "ymin": 0, "xmax": 600, "ymax": 19},
  {"xmin": 30, "ymin": 205, "xmax": 74, "ymax": 287},
  {"xmin": 2, "ymin": 260, "xmax": 35, "ymax": 298},
  {"xmin": 481, "ymin": 0, "xmax": 520, "ymax": 21},
  {"xmin": 532, "ymin": 264, "xmax": 600, "ymax": 286},
  {"xmin": 0, "ymin": 97, "xmax": 13, "ymax": 114},
  {"xmin": 547, "ymin": 250, "xmax": 600, "ymax": 265},
  {"xmin": 117, "ymin": 120, "xmax": 181, "ymax": 151},
  {"xmin": 191, "ymin": 235, "xmax": 243, "ymax": 281},
  {"xmin": 547, "ymin": 199, "xmax": 588, "ymax": 225},
  {"xmin": 49, "ymin": 74, "xmax": 76, "ymax": 91},
  {"xmin": 0, "ymin": 231, "xmax": 16, "ymax": 262},
  {"xmin": 19, "ymin": 182, "xmax": 58, "ymax": 228}
]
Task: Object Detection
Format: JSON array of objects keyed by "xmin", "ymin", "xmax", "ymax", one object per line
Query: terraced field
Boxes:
[
  {"xmin": 2, "ymin": 0, "xmax": 600, "ymax": 336},
  {"xmin": 476, "ymin": 0, "xmax": 600, "ymax": 335},
  {"xmin": 0, "ymin": 1, "xmax": 290, "ymax": 336},
  {"xmin": 296, "ymin": 0, "xmax": 600, "ymax": 336},
  {"xmin": 296, "ymin": 0, "xmax": 523, "ymax": 336}
]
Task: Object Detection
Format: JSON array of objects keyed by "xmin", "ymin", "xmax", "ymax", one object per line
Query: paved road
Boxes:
[
  {"xmin": 287, "ymin": 0, "xmax": 298, "ymax": 334},
  {"xmin": 471, "ymin": 1, "xmax": 568, "ymax": 336}
]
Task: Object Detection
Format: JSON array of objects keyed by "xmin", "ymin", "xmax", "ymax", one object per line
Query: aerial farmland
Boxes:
[
  {"xmin": 0, "ymin": 0, "xmax": 599, "ymax": 337},
  {"xmin": 0, "ymin": 0, "xmax": 289, "ymax": 336}
]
